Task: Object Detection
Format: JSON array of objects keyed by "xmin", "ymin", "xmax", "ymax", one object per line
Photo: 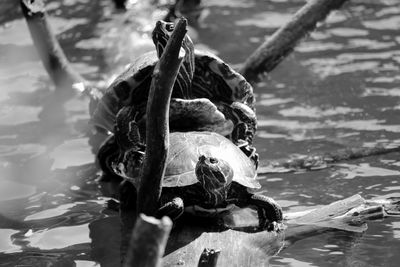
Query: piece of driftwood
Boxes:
[
  {"xmin": 240, "ymin": 0, "xmax": 349, "ymax": 84},
  {"xmin": 123, "ymin": 214, "xmax": 173, "ymax": 267},
  {"xmin": 282, "ymin": 193, "xmax": 399, "ymax": 247},
  {"xmin": 136, "ymin": 18, "xmax": 187, "ymax": 216},
  {"xmin": 198, "ymin": 248, "xmax": 221, "ymax": 267},
  {"xmin": 163, "ymin": 194, "xmax": 399, "ymax": 266},
  {"xmin": 285, "ymin": 194, "xmax": 381, "ymax": 234},
  {"xmin": 258, "ymin": 144, "xmax": 400, "ymax": 174},
  {"xmin": 20, "ymin": 0, "xmax": 85, "ymax": 90}
]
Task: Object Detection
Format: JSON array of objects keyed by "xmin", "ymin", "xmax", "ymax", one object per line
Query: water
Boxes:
[{"xmin": 0, "ymin": 0, "xmax": 399, "ymax": 266}]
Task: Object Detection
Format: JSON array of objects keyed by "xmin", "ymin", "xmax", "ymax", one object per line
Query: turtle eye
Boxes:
[
  {"xmin": 209, "ymin": 158, "xmax": 218, "ymax": 164},
  {"xmin": 165, "ymin": 23, "xmax": 174, "ymax": 32}
]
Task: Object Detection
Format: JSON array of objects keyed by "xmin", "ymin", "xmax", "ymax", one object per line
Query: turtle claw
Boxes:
[
  {"xmin": 266, "ymin": 221, "xmax": 285, "ymax": 233},
  {"xmin": 157, "ymin": 197, "xmax": 185, "ymax": 221},
  {"xmin": 249, "ymin": 194, "xmax": 283, "ymax": 231}
]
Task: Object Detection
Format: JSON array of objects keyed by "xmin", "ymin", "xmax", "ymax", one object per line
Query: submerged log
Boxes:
[
  {"xmin": 136, "ymin": 18, "xmax": 187, "ymax": 216},
  {"xmin": 20, "ymin": 0, "xmax": 85, "ymax": 90},
  {"xmin": 258, "ymin": 144, "xmax": 400, "ymax": 174},
  {"xmin": 123, "ymin": 214, "xmax": 172, "ymax": 267},
  {"xmin": 240, "ymin": 0, "xmax": 349, "ymax": 84}
]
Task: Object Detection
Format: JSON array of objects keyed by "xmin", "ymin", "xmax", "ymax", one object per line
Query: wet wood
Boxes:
[
  {"xmin": 282, "ymin": 194, "xmax": 399, "ymax": 247},
  {"xmin": 284, "ymin": 194, "xmax": 385, "ymax": 233},
  {"xmin": 258, "ymin": 144, "xmax": 400, "ymax": 174},
  {"xmin": 137, "ymin": 18, "xmax": 187, "ymax": 216},
  {"xmin": 366, "ymin": 193, "xmax": 400, "ymax": 216},
  {"xmin": 20, "ymin": 0, "xmax": 85, "ymax": 90},
  {"xmin": 123, "ymin": 214, "xmax": 172, "ymax": 267},
  {"xmin": 124, "ymin": 214, "xmax": 173, "ymax": 267},
  {"xmin": 240, "ymin": 0, "xmax": 349, "ymax": 84}
]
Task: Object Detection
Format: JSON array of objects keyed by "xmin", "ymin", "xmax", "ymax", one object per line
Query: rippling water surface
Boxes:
[{"xmin": 0, "ymin": 0, "xmax": 399, "ymax": 266}]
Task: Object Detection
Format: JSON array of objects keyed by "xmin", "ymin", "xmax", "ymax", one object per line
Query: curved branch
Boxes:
[
  {"xmin": 240, "ymin": 0, "xmax": 349, "ymax": 84},
  {"xmin": 137, "ymin": 18, "xmax": 187, "ymax": 216}
]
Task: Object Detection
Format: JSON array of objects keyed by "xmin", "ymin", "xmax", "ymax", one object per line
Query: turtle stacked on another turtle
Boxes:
[
  {"xmin": 93, "ymin": 20, "xmax": 260, "ymax": 180},
  {"xmin": 116, "ymin": 131, "xmax": 283, "ymax": 231}
]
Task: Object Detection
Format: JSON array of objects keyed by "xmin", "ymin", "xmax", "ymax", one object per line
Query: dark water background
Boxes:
[{"xmin": 0, "ymin": 0, "xmax": 399, "ymax": 266}]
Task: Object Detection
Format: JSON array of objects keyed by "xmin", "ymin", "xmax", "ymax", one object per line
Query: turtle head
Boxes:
[
  {"xmin": 195, "ymin": 155, "xmax": 233, "ymax": 192},
  {"xmin": 152, "ymin": 20, "xmax": 194, "ymax": 61},
  {"xmin": 152, "ymin": 20, "xmax": 174, "ymax": 58},
  {"xmin": 152, "ymin": 20, "xmax": 195, "ymax": 99}
]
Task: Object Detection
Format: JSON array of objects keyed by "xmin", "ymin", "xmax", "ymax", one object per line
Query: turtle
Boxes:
[
  {"xmin": 91, "ymin": 19, "xmax": 195, "ymax": 133},
  {"xmin": 91, "ymin": 20, "xmax": 256, "ymax": 142},
  {"xmin": 116, "ymin": 131, "xmax": 283, "ymax": 231}
]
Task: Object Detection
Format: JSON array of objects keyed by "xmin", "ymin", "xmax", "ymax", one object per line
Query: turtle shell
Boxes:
[
  {"xmin": 163, "ymin": 131, "xmax": 260, "ymax": 189},
  {"xmin": 191, "ymin": 49, "xmax": 255, "ymax": 109},
  {"xmin": 91, "ymin": 51, "xmax": 158, "ymax": 132},
  {"xmin": 91, "ymin": 50, "xmax": 255, "ymax": 132}
]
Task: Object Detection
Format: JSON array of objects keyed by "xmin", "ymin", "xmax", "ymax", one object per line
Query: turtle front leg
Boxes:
[
  {"xmin": 96, "ymin": 134, "xmax": 122, "ymax": 182},
  {"xmin": 246, "ymin": 193, "xmax": 283, "ymax": 231},
  {"xmin": 156, "ymin": 196, "xmax": 185, "ymax": 221}
]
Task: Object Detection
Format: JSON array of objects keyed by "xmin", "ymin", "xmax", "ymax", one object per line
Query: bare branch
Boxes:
[
  {"xmin": 137, "ymin": 18, "xmax": 187, "ymax": 216},
  {"xmin": 240, "ymin": 0, "xmax": 349, "ymax": 84},
  {"xmin": 20, "ymin": 0, "xmax": 85, "ymax": 90}
]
